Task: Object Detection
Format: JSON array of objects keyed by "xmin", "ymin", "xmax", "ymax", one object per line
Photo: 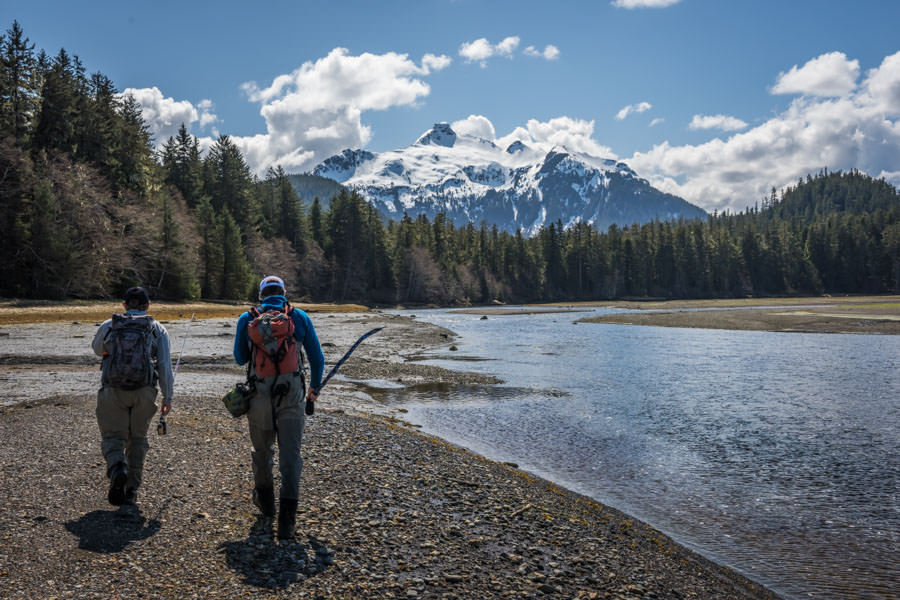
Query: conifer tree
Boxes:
[
  {"xmin": 33, "ymin": 48, "xmax": 80, "ymax": 155},
  {"xmin": 219, "ymin": 210, "xmax": 253, "ymax": 299},
  {"xmin": 194, "ymin": 196, "xmax": 224, "ymax": 298},
  {"xmin": 203, "ymin": 135, "xmax": 260, "ymax": 237},
  {"xmin": 161, "ymin": 123, "xmax": 204, "ymax": 207},
  {"xmin": 0, "ymin": 21, "xmax": 38, "ymax": 145}
]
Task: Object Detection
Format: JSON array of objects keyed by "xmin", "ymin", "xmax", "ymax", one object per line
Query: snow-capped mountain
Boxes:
[{"xmin": 310, "ymin": 123, "xmax": 706, "ymax": 234}]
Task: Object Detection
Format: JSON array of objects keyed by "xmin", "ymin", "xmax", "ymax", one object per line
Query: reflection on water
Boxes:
[{"xmin": 387, "ymin": 307, "xmax": 900, "ymax": 600}]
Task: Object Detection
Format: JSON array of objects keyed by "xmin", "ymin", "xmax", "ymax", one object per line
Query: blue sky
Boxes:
[{"xmin": 6, "ymin": 0, "xmax": 900, "ymax": 212}]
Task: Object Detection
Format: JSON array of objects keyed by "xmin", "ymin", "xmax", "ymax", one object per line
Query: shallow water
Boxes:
[{"xmin": 378, "ymin": 307, "xmax": 900, "ymax": 600}]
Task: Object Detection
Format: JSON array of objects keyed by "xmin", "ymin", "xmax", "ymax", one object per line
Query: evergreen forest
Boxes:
[{"xmin": 1, "ymin": 22, "xmax": 899, "ymax": 305}]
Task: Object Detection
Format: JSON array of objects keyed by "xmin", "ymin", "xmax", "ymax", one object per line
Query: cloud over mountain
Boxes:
[
  {"xmin": 231, "ymin": 48, "xmax": 450, "ymax": 173},
  {"xmin": 630, "ymin": 50, "xmax": 900, "ymax": 213}
]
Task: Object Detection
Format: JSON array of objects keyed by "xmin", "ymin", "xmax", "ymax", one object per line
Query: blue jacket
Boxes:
[{"xmin": 233, "ymin": 296, "xmax": 325, "ymax": 389}]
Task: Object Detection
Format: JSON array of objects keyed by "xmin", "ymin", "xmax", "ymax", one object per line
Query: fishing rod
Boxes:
[
  {"xmin": 306, "ymin": 327, "xmax": 383, "ymax": 415},
  {"xmin": 158, "ymin": 313, "xmax": 195, "ymax": 435}
]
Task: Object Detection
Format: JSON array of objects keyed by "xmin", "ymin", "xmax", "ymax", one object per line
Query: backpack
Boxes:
[
  {"xmin": 105, "ymin": 314, "xmax": 156, "ymax": 389},
  {"xmin": 247, "ymin": 304, "xmax": 301, "ymax": 379}
]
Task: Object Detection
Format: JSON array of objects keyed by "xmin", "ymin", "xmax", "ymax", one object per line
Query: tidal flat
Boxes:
[{"xmin": 567, "ymin": 295, "xmax": 900, "ymax": 334}]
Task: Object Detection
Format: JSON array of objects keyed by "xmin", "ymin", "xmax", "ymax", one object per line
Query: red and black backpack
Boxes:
[{"xmin": 247, "ymin": 304, "xmax": 301, "ymax": 379}]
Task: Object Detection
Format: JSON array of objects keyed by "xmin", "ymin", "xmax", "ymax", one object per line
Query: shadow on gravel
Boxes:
[
  {"xmin": 219, "ymin": 516, "xmax": 335, "ymax": 589},
  {"xmin": 64, "ymin": 507, "xmax": 161, "ymax": 553}
]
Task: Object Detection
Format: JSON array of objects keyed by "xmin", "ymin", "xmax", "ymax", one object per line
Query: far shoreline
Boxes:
[{"xmin": 443, "ymin": 295, "xmax": 900, "ymax": 335}]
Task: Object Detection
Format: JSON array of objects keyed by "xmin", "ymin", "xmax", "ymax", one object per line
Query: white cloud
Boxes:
[
  {"xmin": 459, "ymin": 38, "xmax": 493, "ymax": 63},
  {"xmin": 223, "ymin": 48, "xmax": 445, "ymax": 174},
  {"xmin": 616, "ymin": 101, "xmax": 652, "ymax": 120},
  {"xmin": 771, "ymin": 51, "xmax": 860, "ymax": 97},
  {"xmin": 460, "ymin": 36, "xmax": 520, "ymax": 67},
  {"xmin": 122, "ymin": 86, "xmax": 203, "ymax": 142},
  {"xmin": 496, "ymin": 116, "xmax": 616, "ymax": 158},
  {"xmin": 496, "ymin": 36, "xmax": 520, "ymax": 56},
  {"xmin": 451, "ymin": 114, "xmax": 496, "ymax": 140},
  {"xmin": 612, "ymin": 0, "xmax": 682, "ymax": 8},
  {"xmin": 422, "ymin": 53, "xmax": 452, "ymax": 73},
  {"xmin": 860, "ymin": 51, "xmax": 900, "ymax": 114},
  {"xmin": 689, "ymin": 114, "xmax": 748, "ymax": 131},
  {"xmin": 649, "ymin": 117, "xmax": 665, "ymax": 127},
  {"xmin": 524, "ymin": 44, "xmax": 560, "ymax": 61},
  {"xmin": 628, "ymin": 50, "xmax": 900, "ymax": 214},
  {"xmin": 197, "ymin": 99, "xmax": 218, "ymax": 128}
]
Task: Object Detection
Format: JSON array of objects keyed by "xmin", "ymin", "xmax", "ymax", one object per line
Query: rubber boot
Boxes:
[
  {"xmin": 253, "ymin": 487, "xmax": 276, "ymax": 518},
  {"xmin": 278, "ymin": 498, "xmax": 298, "ymax": 540}
]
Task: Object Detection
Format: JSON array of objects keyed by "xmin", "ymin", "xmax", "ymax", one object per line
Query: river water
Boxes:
[{"xmin": 371, "ymin": 307, "xmax": 899, "ymax": 600}]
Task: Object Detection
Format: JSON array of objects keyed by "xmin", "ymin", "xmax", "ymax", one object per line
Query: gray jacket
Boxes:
[{"xmin": 92, "ymin": 309, "xmax": 174, "ymax": 403}]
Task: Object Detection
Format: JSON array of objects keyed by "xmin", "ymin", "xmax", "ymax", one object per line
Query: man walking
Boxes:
[
  {"xmin": 92, "ymin": 287, "xmax": 173, "ymax": 506},
  {"xmin": 233, "ymin": 275, "xmax": 324, "ymax": 540}
]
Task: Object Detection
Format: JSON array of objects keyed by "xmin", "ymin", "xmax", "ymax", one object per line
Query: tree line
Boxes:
[{"xmin": 1, "ymin": 21, "xmax": 898, "ymax": 304}]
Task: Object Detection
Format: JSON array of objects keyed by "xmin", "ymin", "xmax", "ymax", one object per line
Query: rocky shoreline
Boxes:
[{"xmin": 0, "ymin": 311, "xmax": 779, "ymax": 599}]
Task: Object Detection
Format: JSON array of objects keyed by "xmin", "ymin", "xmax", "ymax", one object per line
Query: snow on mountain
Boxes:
[{"xmin": 310, "ymin": 123, "xmax": 707, "ymax": 234}]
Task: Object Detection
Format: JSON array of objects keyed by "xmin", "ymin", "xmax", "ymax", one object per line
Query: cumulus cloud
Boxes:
[
  {"xmin": 121, "ymin": 86, "xmax": 214, "ymax": 142},
  {"xmin": 612, "ymin": 0, "xmax": 682, "ymax": 8},
  {"xmin": 771, "ymin": 51, "xmax": 859, "ymax": 97},
  {"xmin": 459, "ymin": 36, "xmax": 520, "ymax": 66},
  {"xmin": 524, "ymin": 44, "xmax": 560, "ymax": 60},
  {"xmin": 422, "ymin": 53, "xmax": 452, "ymax": 73},
  {"xmin": 495, "ymin": 116, "xmax": 616, "ymax": 158},
  {"xmin": 451, "ymin": 114, "xmax": 497, "ymax": 140},
  {"xmin": 649, "ymin": 117, "xmax": 665, "ymax": 127},
  {"xmin": 689, "ymin": 114, "xmax": 748, "ymax": 131},
  {"xmin": 627, "ymin": 50, "xmax": 900, "ymax": 214},
  {"xmin": 860, "ymin": 51, "xmax": 900, "ymax": 114},
  {"xmin": 226, "ymin": 48, "xmax": 447, "ymax": 173},
  {"xmin": 616, "ymin": 101, "xmax": 653, "ymax": 120},
  {"xmin": 197, "ymin": 99, "xmax": 218, "ymax": 128}
]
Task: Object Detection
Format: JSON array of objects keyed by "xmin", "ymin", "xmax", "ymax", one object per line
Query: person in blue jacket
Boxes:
[{"xmin": 233, "ymin": 275, "xmax": 324, "ymax": 540}]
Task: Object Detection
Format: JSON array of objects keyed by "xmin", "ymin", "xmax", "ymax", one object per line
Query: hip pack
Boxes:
[
  {"xmin": 247, "ymin": 304, "xmax": 301, "ymax": 379},
  {"xmin": 105, "ymin": 314, "xmax": 155, "ymax": 389}
]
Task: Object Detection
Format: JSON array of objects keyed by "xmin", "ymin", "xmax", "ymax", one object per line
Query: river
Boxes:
[{"xmin": 369, "ymin": 307, "xmax": 900, "ymax": 600}]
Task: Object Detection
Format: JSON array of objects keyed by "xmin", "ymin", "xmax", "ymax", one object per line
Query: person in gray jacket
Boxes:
[{"xmin": 91, "ymin": 287, "xmax": 173, "ymax": 506}]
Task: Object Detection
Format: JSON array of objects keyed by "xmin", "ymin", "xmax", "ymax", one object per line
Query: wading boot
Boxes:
[
  {"xmin": 277, "ymin": 498, "xmax": 298, "ymax": 540},
  {"xmin": 122, "ymin": 487, "xmax": 137, "ymax": 506},
  {"xmin": 107, "ymin": 462, "xmax": 128, "ymax": 506},
  {"xmin": 253, "ymin": 487, "xmax": 276, "ymax": 518}
]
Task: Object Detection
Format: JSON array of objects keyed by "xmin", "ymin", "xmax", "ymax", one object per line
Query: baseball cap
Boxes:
[{"xmin": 259, "ymin": 275, "xmax": 285, "ymax": 296}]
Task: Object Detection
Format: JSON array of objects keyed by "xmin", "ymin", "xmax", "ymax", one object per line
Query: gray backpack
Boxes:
[{"xmin": 105, "ymin": 314, "xmax": 155, "ymax": 389}]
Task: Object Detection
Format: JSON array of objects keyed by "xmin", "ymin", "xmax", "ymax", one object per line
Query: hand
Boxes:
[
  {"xmin": 161, "ymin": 399, "xmax": 172, "ymax": 416},
  {"xmin": 305, "ymin": 388, "xmax": 318, "ymax": 403}
]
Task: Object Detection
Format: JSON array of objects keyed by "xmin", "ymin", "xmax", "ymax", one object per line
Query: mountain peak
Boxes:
[
  {"xmin": 506, "ymin": 140, "xmax": 528, "ymax": 154},
  {"xmin": 416, "ymin": 123, "xmax": 457, "ymax": 147},
  {"xmin": 308, "ymin": 121, "xmax": 706, "ymax": 235}
]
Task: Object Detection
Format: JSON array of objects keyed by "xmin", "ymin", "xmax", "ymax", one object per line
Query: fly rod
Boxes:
[
  {"xmin": 306, "ymin": 327, "xmax": 383, "ymax": 415},
  {"xmin": 158, "ymin": 313, "xmax": 195, "ymax": 435}
]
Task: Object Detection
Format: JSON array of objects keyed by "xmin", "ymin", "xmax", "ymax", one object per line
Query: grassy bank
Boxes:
[{"xmin": 0, "ymin": 299, "xmax": 370, "ymax": 326}]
